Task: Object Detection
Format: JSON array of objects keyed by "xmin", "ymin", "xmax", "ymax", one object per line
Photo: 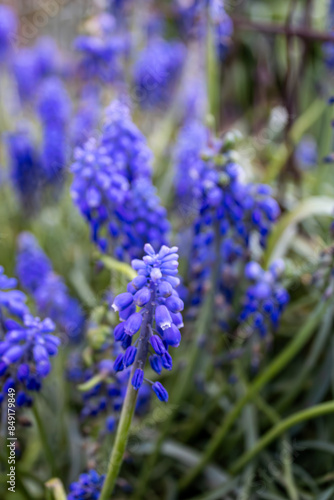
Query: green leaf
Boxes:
[
  {"xmin": 97, "ymin": 254, "xmax": 137, "ymax": 280},
  {"xmin": 78, "ymin": 373, "xmax": 105, "ymax": 392},
  {"xmin": 264, "ymin": 196, "xmax": 334, "ymax": 267}
]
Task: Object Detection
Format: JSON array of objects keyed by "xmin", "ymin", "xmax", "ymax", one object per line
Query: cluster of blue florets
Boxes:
[
  {"xmin": 174, "ymin": 0, "xmax": 233, "ymax": 60},
  {"xmin": 16, "ymin": 232, "xmax": 84, "ymax": 340},
  {"xmin": 68, "ymin": 470, "xmax": 105, "ymax": 500},
  {"xmin": 173, "ymin": 126, "xmax": 287, "ymax": 339},
  {"xmin": 37, "ymin": 77, "xmax": 71, "ymax": 184},
  {"xmin": 240, "ymin": 260, "xmax": 289, "ymax": 339},
  {"xmin": 133, "ymin": 38, "xmax": 186, "ymax": 110},
  {"xmin": 111, "ymin": 244, "xmax": 184, "ymax": 402},
  {"xmin": 74, "ymin": 13, "xmax": 129, "ymax": 84},
  {"xmin": 0, "ymin": 306, "xmax": 60, "ymax": 407},
  {"xmin": 71, "ymin": 100, "xmax": 170, "ymax": 259},
  {"xmin": 7, "ymin": 128, "xmax": 42, "ymax": 212},
  {"xmin": 12, "ymin": 36, "xmax": 60, "ymax": 104}
]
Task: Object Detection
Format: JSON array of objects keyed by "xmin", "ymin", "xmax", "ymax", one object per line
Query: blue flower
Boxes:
[
  {"xmin": 295, "ymin": 136, "xmax": 318, "ymax": 171},
  {"xmin": 7, "ymin": 128, "xmax": 42, "ymax": 212},
  {"xmin": 240, "ymin": 260, "xmax": 289, "ymax": 339},
  {"xmin": 70, "ymin": 100, "xmax": 170, "ymax": 259},
  {"xmin": 16, "ymin": 232, "xmax": 84, "ymax": 340},
  {"xmin": 0, "ymin": 267, "xmax": 27, "ymax": 319},
  {"xmin": 68, "ymin": 470, "xmax": 105, "ymax": 500},
  {"xmin": 74, "ymin": 17, "xmax": 128, "ymax": 84},
  {"xmin": 37, "ymin": 77, "xmax": 71, "ymax": 184},
  {"xmin": 0, "ymin": 313, "xmax": 60, "ymax": 407},
  {"xmin": 133, "ymin": 38, "xmax": 186, "ymax": 110},
  {"xmin": 112, "ymin": 244, "xmax": 184, "ymax": 401}
]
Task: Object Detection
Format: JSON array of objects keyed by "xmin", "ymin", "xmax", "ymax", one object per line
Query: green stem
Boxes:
[
  {"xmin": 98, "ymin": 373, "xmax": 139, "ymax": 500},
  {"xmin": 45, "ymin": 478, "xmax": 67, "ymax": 500},
  {"xmin": 32, "ymin": 404, "xmax": 56, "ymax": 476},
  {"xmin": 99, "ymin": 291, "xmax": 154, "ymax": 500},
  {"xmin": 179, "ymin": 300, "xmax": 326, "ymax": 490},
  {"xmin": 229, "ymin": 401, "xmax": 334, "ymax": 475}
]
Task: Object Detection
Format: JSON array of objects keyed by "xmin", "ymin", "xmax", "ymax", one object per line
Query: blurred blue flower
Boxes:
[
  {"xmin": 71, "ymin": 100, "xmax": 169, "ymax": 259},
  {"xmin": 16, "ymin": 232, "xmax": 84, "ymax": 340},
  {"xmin": 133, "ymin": 38, "xmax": 186, "ymax": 110}
]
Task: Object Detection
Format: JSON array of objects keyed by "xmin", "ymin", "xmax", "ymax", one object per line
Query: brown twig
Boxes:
[{"xmin": 231, "ymin": 16, "xmax": 334, "ymax": 43}]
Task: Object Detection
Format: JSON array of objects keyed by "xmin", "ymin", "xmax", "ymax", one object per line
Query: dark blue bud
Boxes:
[
  {"xmin": 149, "ymin": 355, "xmax": 162, "ymax": 374},
  {"xmin": 132, "ymin": 368, "xmax": 144, "ymax": 390},
  {"xmin": 163, "ymin": 324, "xmax": 181, "ymax": 347},
  {"xmin": 161, "ymin": 352, "xmax": 172, "ymax": 370},
  {"xmin": 124, "ymin": 346, "xmax": 137, "ymax": 367},
  {"xmin": 150, "ymin": 335, "xmax": 166, "ymax": 355},
  {"xmin": 152, "ymin": 381, "xmax": 168, "ymax": 402},
  {"xmin": 113, "ymin": 353, "xmax": 124, "ymax": 372},
  {"xmin": 114, "ymin": 323, "xmax": 126, "ymax": 341}
]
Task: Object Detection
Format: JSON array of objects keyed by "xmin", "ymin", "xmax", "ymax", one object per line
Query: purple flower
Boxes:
[
  {"xmin": 16, "ymin": 233, "xmax": 84, "ymax": 340},
  {"xmin": 112, "ymin": 244, "xmax": 183, "ymax": 401},
  {"xmin": 70, "ymin": 100, "xmax": 170, "ymax": 259},
  {"xmin": 133, "ymin": 38, "xmax": 186, "ymax": 110},
  {"xmin": 68, "ymin": 470, "xmax": 105, "ymax": 500}
]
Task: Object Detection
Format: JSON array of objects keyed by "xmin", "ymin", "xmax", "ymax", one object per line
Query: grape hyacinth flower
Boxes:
[
  {"xmin": 16, "ymin": 232, "xmax": 84, "ymax": 340},
  {"xmin": 99, "ymin": 244, "xmax": 183, "ymax": 499},
  {"xmin": 7, "ymin": 128, "xmax": 42, "ymax": 212},
  {"xmin": 175, "ymin": 129, "xmax": 281, "ymax": 331},
  {"xmin": 0, "ymin": 267, "xmax": 27, "ymax": 320},
  {"xmin": 133, "ymin": 38, "xmax": 186, "ymax": 110},
  {"xmin": 74, "ymin": 13, "xmax": 128, "ymax": 85},
  {"xmin": 174, "ymin": 0, "xmax": 206, "ymax": 40},
  {"xmin": 173, "ymin": 120, "xmax": 207, "ymax": 209},
  {"xmin": 0, "ymin": 313, "xmax": 60, "ymax": 407},
  {"xmin": 111, "ymin": 244, "xmax": 183, "ymax": 401},
  {"xmin": 239, "ymin": 260, "xmax": 289, "ymax": 340},
  {"xmin": 71, "ymin": 85, "xmax": 100, "ymax": 148},
  {"xmin": 295, "ymin": 136, "xmax": 318, "ymax": 171},
  {"xmin": 37, "ymin": 77, "xmax": 71, "ymax": 184},
  {"xmin": 71, "ymin": 100, "xmax": 170, "ymax": 259},
  {"xmin": 68, "ymin": 470, "xmax": 105, "ymax": 500}
]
